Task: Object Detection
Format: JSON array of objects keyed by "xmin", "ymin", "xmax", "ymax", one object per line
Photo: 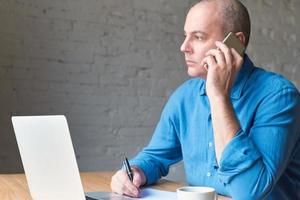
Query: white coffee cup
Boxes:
[{"xmin": 177, "ymin": 186, "xmax": 217, "ymax": 200}]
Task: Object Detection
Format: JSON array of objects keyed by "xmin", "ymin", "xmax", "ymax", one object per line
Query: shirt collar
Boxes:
[
  {"xmin": 199, "ymin": 54, "xmax": 254, "ymax": 99},
  {"xmin": 231, "ymin": 54, "xmax": 254, "ymax": 99}
]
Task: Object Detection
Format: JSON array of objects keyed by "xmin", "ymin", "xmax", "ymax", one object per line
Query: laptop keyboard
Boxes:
[
  {"xmin": 86, "ymin": 196, "xmax": 98, "ymax": 200},
  {"xmin": 85, "ymin": 193, "xmax": 135, "ymax": 200}
]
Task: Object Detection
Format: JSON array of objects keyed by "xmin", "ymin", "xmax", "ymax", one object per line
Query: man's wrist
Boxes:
[
  {"xmin": 208, "ymin": 93, "xmax": 231, "ymax": 105},
  {"xmin": 208, "ymin": 93, "xmax": 240, "ymax": 143}
]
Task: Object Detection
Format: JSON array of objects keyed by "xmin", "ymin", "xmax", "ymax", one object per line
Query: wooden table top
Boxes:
[{"xmin": 0, "ymin": 171, "xmax": 230, "ymax": 199}]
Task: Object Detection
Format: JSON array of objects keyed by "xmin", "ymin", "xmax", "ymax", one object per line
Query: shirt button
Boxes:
[
  {"xmin": 208, "ymin": 114, "xmax": 211, "ymax": 120},
  {"xmin": 207, "ymin": 172, "xmax": 211, "ymax": 177},
  {"xmin": 208, "ymin": 142, "xmax": 213, "ymax": 147}
]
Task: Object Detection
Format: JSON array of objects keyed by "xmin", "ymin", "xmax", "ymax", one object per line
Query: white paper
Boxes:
[{"xmin": 139, "ymin": 188, "xmax": 177, "ymax": 199}]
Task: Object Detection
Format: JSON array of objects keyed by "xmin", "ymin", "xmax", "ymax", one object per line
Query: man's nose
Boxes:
[{"xmin": 180, "ymin": 38, "xmax": 192, "ymax": 53}]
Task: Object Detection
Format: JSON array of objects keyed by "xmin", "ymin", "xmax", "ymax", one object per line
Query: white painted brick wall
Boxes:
[{"xmin": 0, "ymin": 0, "xmax": 299, "ymax": 182}]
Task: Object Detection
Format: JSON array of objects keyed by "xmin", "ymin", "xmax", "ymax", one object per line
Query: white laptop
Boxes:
[{"xmin": 12, "ymin": 115, "xmax": 130, "ymax": 200}]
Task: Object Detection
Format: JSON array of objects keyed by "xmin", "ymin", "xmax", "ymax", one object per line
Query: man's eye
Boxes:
[{"xmin": 194, "ymin": 35, "xmax": 203, "ymax": 40}]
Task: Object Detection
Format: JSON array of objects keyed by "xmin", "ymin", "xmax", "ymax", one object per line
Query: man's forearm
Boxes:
[{"xmin": 209, "ymin": 95, "xmax": 241, "ymax": 163}]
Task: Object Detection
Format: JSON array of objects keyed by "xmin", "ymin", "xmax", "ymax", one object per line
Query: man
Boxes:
[{"xmin": 111, "ymin": 0, "xmax": 300, "ymax": 199}]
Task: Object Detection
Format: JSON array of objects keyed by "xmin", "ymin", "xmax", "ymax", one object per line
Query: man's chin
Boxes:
[{"xmin": 187, "ymin": 67, "xmax": 207, "ymax": 79}]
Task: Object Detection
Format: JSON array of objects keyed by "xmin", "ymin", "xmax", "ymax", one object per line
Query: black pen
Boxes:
[{"xmin": 123, "ymin": 156, "xmax": 133, "ymax": 181}]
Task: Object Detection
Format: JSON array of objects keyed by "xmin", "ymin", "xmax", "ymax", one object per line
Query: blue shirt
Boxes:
[{"xmin": 130, "ymin": 55, "xmax": 300, "ymax": 200}]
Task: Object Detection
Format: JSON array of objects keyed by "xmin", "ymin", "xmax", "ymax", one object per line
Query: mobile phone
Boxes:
[{"xmin": 222, "ymin": 32, "xmax": 245, "ymax": 56}]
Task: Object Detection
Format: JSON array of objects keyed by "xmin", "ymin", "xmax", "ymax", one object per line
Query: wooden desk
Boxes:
[{"xmin": 0, "ymin": 172, "xmax": 230, "ymax": 200}]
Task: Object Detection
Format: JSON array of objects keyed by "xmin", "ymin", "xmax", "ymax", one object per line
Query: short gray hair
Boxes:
[{"xmin": 196, "ymin": 0, "xmax": 251, "ymax": 47}]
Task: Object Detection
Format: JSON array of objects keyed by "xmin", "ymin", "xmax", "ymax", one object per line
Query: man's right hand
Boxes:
[{"xmin": 110, "ymin": 166, "xmax": 146, "ymax": 198}]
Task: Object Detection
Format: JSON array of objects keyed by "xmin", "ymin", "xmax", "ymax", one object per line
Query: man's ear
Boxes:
[{"xmin": 235, "ymin": 32, "xmax": 246, "ymax": 46}]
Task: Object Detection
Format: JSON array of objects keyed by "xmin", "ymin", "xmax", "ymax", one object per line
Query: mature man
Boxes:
[{"xmin": 111, "ymin": 0, "xmax": 300, "ymax": 199}]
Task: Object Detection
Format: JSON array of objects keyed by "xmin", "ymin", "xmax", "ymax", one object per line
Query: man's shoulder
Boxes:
[
  {"xmin": 250, "ymin": 66, "xmax": 299, "ymax": 94},
  {"xmin": 165, "ymin": 78, "xmax": 203, "ymax": 107},
  {"xmin": 172, "ymin": 78, "xmax": 204, "ymax": 96}
]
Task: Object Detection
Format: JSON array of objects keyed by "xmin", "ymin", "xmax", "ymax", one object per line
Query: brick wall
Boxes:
[{"xmin": 0, "ymin": 0, "xmax": 299, "ymax": 182}]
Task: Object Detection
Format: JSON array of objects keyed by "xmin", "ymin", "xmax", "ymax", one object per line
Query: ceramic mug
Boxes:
[{"xmin": 177, "ymin": 186, "xmax": 217, "ymax": 200}]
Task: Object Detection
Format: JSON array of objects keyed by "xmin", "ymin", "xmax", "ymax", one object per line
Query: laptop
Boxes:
[{"xmin": 12, "ymin": 115, "xmax": 130, "ymax": 200}]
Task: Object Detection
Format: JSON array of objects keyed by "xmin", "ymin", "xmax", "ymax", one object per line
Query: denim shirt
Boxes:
[{"xmin": 130, "ymin": 55, "xmax": 300, "ymax": 200}]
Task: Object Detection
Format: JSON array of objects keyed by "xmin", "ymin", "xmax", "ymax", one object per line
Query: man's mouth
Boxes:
[{"xmin": 185, "ymin": 60, "xmax": 197, "ymax": 66}]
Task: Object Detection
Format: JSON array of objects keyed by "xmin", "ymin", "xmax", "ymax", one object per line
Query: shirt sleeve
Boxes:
[
  {"xmin": 129, "ymin": 97, "xmax": 182, "ymax": 185},
  {"xmin": 217, "ymin": 87, "xmax": 300, "ymax": 199}
]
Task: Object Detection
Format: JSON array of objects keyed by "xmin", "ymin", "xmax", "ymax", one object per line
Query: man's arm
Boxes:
[
  {"xmin": 204, "ymin": 41, "xmax": 243, "ymax": 163},
  {"xmin": 129, "ymin": 96, "xmax": 183, "ymax": 185},
  {"xmin": 111, "ymin": 88, "xmax": 183, "ymax": 197},
  {"xmin": 205, "ymin": 41, "xmax": 300, "ymax": 199},
  {"xmin": 217, "ymin": 87, "xmax": 300, "ymax": 199},
  {"xmin": 111, "ymin": 166, "xmax": 146, "ymax": 197},
  {"xmin": 209, "ymin": 95, "xmax": 240, "ymax": 163}
]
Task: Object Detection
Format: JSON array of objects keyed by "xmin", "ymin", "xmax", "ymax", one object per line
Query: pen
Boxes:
[{"xmin": 123, "ymin": 156, "xmax": 133, "ymax": 181}]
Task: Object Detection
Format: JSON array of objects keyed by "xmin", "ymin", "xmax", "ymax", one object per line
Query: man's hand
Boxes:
[
  {"xmin": 201, "ymin": 41, "xmax": 244, "ymax": 163},
  {"xmin": 110, "ymin": 166, "xmax": 146, "ymax": 198},
  {"xmin": 203, "ymin": 41, "xmax": 244, "ymax": 99}
]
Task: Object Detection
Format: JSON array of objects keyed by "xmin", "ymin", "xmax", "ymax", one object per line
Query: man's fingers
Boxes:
[
  {"xmin": 111, "ymin": 170, "xmax": 140, "ymax": 197},
  {"xmin": 112, "ymin": 178, "xmax": 126, "ymax": 195},
  {"xmin": 133, "ymin": 175, "xmax": 142, "ymax": 188},
  {"xmin": 203, "ymin": 55, "xmax": 218, "ymax": 70},
  {"xmin": 215, "ymin": 41, "xmax": 233, "ymax": 68},
  {"xmin": 118, "ymin": 171, "xmax": 140, "ymax": 197},
  {"xmin": 123, "ymin": 178, "xmax": 140, "ymax": 197},
  {"xmin": 111, "ymin": 171, "xmax": 125, "ymax": 194},
  {"xmin": 132, "ymin": 168, "xmax": 143, "ymax": 187},
  {"xmin": 131, "ymin": 166, "xmax": 147, "ymax": 187},
  {"xmin": 205, "ymin": 48, "xmax": 226, "ymax": 68}
]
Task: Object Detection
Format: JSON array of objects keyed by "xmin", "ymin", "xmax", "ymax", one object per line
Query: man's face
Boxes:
[{"xmin": 180, "ymin": 2, "xmax": 225, "ymax": 78}]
